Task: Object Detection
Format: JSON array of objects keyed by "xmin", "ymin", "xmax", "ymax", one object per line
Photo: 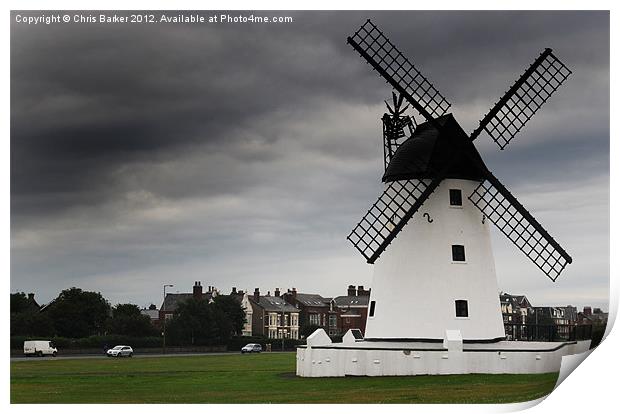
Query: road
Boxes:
[{"xmin": 11, "ymin": 351, "xmax": 294, "ymax": 362}]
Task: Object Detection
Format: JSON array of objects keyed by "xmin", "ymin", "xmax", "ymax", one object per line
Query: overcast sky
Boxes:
[{"xmin": 10, "ymin": 11, "xmax": 609, "ymax": 311}]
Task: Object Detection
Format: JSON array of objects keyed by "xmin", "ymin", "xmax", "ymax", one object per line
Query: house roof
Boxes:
[
  {"xmin": 332, "ymin": 295, "xmax": 370, "ymax": 307},
  {"xmin": 252, "ymin": 296, "xmax": 298, "ymax": 313},
  {"xmin": 382, "ymin": 114, "xmax": 487, "ymax": 182},
  {"xmin": 292, "ymin": 293, "xmax": 330, "ymax": 307},
  {"xmin": 580, "ymin": 312, "xmax": 608, "ymax": 322},
  {"xmin": 500, "ymin": 293, "xmax": 531, "ymax": 309},
  {"xmin": 141, "ymin": 309, "xmax": 159, "ymax": 320},
  {"xmin": 161, "ymin": 292, "xmax": 214, "ymax": 313}
]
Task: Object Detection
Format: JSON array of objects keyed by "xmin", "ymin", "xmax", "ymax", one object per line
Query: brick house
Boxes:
[
  {"xmin": 330, "ymin": 285, "xmax": 370, "ymax": 336},
  {"xmin": 248, "ymin": 288, "xmax": 299, "ymax": 339},
  {"xmin": 532, "ymin": 306, "xmax": 570, "ymax": 325},
  {"xmin": 499, "ymin": 293, "xmax": 532, "ymax": 324},
  {"xmin": 282, "ymin": 288, "xmax": 331, "ymax": 337}
]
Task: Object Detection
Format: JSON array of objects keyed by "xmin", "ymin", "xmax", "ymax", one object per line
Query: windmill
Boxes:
[
  {"xmin": 296, "ymin": 20, "xmax": 589, "ymax": 377},
  {"xmin": 344, "ymin": 20, "xmax": 573, "ymax": 342}
]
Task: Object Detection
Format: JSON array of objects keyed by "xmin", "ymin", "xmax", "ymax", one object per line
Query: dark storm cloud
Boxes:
[{"xmin": 10, "ymin": 11, "xmax": 609, "ymax": 308}]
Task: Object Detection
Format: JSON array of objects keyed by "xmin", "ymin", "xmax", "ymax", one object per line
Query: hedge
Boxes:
[
  {"xmin": 590, "ymin": 323, "xmax": 607, "ymax": 349},
  {"xmin": 11, "ymin": 335, "xmax": 163, "ymax": 350},
  {"xmin": 226, "ymin": 336, "xmax": 305, "ymax": 351},
  {"xmin": 12, "ymin": 334, "xmax": 306, "ymax": 351}
]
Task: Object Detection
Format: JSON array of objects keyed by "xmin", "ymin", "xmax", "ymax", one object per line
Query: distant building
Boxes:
[
  {"xmin": 229, "ymin": 287, "xmax": 246, "ymax": 302},
  {"xmin": 282, "ymin": 288, "xmax": 331, "ymax": 336},
  {"xmin": 248, "ymin": 288, "xmax": 299, "ymax": 339},
  {"xmin": 281, "ymin": 285, "xmax": 371, "ymax": 337},
  {"xmin": 330, "ymin": 285, "xmax": 370, "ymax": 336},
  {"xmin": 238, "ymin": 293, "xmax": 253, "ymax": 336},
  {"xmin": 532, "ymin": 306, "xmax": 570, "ymax": 325},
  {"xmin": 159, "ymin": 281, "xmax": 218, "ymax": 322},
  {"xmin": 578, "ymin": 306, "xmax": 608, "ymax": 325},
  {"xmin": 141, "ymin": 304, "xmax": 160, "ymax": 328},
  {"xmin": 563, "ymin": 305, "xmax": 578, "ymax": 324},
  {"xmin": 499, "ymin": 293, "xmax": 532, "ymax": 324},
  {"xmin": 227, "ymin": 287, "xmax": 252, "ymax": 337},
  {"xmin": 23, "ymin": 293, "xmax": 41, "ymax": 313}
]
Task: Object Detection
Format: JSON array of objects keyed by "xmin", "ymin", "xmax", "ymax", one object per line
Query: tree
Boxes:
[
  {"xmin": 166, "ymin": 298, "xmax": 217, "ymax": 345},
  {"xmin": 11, "ymin": 292, "xmax": 31, "ymax": 313},
  {"xmin": 10, "ymin": 292, "xmax": 54, "ymax": 337},
  {"xmin": 108, "ymin": 304, "xmax": 157, "ymax": 337},
  {"xmin": 11, "ymin": 311, "xmax": 56, "ymax": 337},
  {"xmin": 46, "ymin": 287, "xmax": 111, "ymax": 338},
  {"xmin": 211, "ymin": 295, "xmax": 246, "ymax": 337}
]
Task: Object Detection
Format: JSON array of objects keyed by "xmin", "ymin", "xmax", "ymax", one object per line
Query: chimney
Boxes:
[
  {"xmin": 583, "ymin": 306, "xmax": 592, "ymax": 316},
  {"xmin": 275, "ymin": 288, "xmax": 280, "ymax": 297},
  {"xmin": 292, "ymin": 287, "xmax": 297, "ymax": 298},
  {"xmin": 27, "ymin": 293, "xmax": 35, "ymax": 301},
  {"xmin": 254, "ymin": 288, "xmax": 260, "ymax": 302},
  {"xmin": 347, "ymin": 285, "xmax": 356, "ymax": 296},
  {"xmin": 357, "ymin": 285, "xmax": 366, "ymax": 296},
  {"xmin": 231, "ymin": 287, "xmax": 237, "ymax": 294},
  {"xmin": 193, "ymin": 281, "xmax": 203, "ymax": 300}
]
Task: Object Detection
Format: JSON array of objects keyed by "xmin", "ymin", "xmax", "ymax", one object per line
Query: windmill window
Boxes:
[
  {"xmin": 455, "ymin": 300, "xmax": 469, "ymax": 318},
  {"xmin": 369, "ymin": 301, "xmax": 376, "ymax": 317},
  {"xmin": 449, "ymin": 189, "xmax": 463, "ymax": 206},
  {"xmin": 452, "ymin": 245, "xmax": 466, "ymax": 262}
]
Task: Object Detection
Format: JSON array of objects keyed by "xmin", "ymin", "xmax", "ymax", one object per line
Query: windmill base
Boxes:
[{"xmin": 296, "ymin": 329, "xmax": 591, "ymax": 377}]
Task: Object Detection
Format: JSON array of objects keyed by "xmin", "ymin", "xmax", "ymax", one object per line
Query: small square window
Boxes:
[
  {"xmin": 369, "ymin": 301, "xmax": 376, "ymax": 317},
  {"xmin": 449, "ymin": 189, "xmax": 462, "ymax": 206},
  {"xmin": 452, "ymin": 245, "xmax": 466, "ymax": 261},
  {"xmin": 455, "ymin": 300, "xmax": 468, "ymax": 317}
]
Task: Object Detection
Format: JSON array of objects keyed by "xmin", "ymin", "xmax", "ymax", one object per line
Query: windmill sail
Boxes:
[
  {"xmin": 348, "ymin": 176, "xmax": 443, "ymax": 264},
  {"xmin": 468, "ymin": 174, "xmax": 572, "ymax": 281},
  {"xmin": 347, "ymin": 20, "xmax": 451, "ymax": 124},
  {"xmin": 470, "ymin": 48, "xmax": 572, "ymax": 149}
]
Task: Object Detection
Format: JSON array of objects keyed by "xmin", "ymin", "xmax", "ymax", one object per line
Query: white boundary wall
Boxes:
[{"xmin": 296, "ymin": 329, "xmax": 591, "ymax": 377}]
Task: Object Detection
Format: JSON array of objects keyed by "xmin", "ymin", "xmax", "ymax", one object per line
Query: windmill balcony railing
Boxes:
[{"xmin": 503, "ymin": 323, "xmax": 592, "ymax": 342}]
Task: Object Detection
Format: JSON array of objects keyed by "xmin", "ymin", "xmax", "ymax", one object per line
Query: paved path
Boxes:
[{"xmin": 11, "ymin": 351, "xmax": 293, "ymax": 362}]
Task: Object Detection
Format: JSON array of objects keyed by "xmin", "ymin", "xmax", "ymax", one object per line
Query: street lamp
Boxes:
[{"xmin": 162, "ymin": 284, "xmax": 173, "ymax": 354}]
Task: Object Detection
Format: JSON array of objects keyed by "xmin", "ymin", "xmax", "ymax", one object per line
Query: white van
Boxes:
[{"xmin": 23, "ymin": 340, "xmax": 58, "ymax": 357}]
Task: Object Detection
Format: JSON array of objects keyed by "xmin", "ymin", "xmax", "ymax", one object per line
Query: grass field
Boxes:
[{"xmin": 11, "ymin": 353, "xmax": 559, "ymax": 403}]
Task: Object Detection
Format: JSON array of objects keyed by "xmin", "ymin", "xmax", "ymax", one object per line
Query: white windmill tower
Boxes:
[{"xmin": 297, "ymin": 20, "xmax": 589, "ymax": 377}]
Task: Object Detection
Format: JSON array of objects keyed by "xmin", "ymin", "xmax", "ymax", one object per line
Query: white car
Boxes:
[
  {"xmin": 241, "ymin": 343, "xmax": 262, "ymax": 353},
  {"xmin": 106, "ymin": 345, "xmax": 133, "ymax": 357}
]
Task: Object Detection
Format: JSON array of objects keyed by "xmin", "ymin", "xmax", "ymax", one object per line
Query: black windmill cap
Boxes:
[{"xmin": 382, "ymin": 114, "xmax": 488, "ymax": 182}]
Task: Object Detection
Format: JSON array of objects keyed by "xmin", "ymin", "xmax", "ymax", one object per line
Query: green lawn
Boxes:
[{"xmin": 11, "ymin": 353, "xmax": 559, "ymax": 403}]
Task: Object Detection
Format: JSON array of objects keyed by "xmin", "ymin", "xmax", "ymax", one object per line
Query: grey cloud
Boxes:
[{"xmin": 10, "ymin": 11, "xmax": 609, "ymax": 310}]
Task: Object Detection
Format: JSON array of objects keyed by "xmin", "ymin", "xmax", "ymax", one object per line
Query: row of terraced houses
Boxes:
[
  {"xmin": 150, "ymin": 282, "xmax": 370, "ymax": 339},
  {"xmin": 140, "ymin": 281, "xmax": 607, "ymax": 340}
]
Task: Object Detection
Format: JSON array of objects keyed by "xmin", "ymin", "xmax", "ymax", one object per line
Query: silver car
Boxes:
[
  {"xmin": 241, "ymin": 343, "xmax": 262, "ymax": 353},
  {"xmin": 106, "ymin": 345, "xmax": 133, "ymax": 357}
]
